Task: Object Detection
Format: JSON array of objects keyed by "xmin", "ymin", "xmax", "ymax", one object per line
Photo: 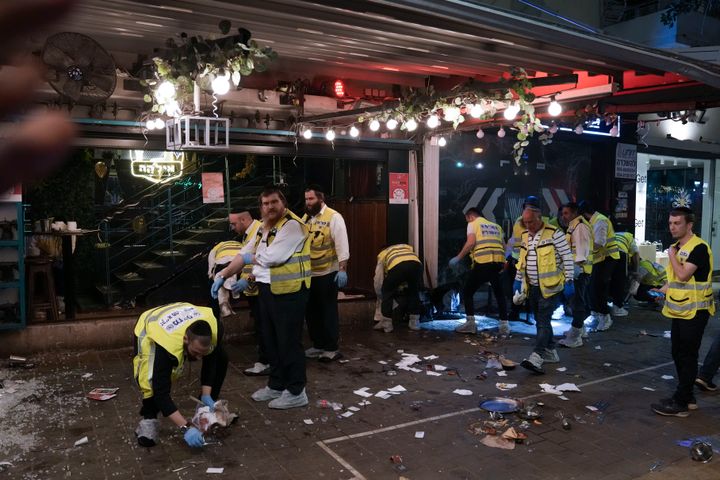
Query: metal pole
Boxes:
[
  {"xmin": 104, "ymin": 221, "xmax": 111, "ymax": 306},
  {"xmin": 168, "ymin": 187, "xmax": 174, "ymax": 267},
  {"xmin": 225, "ymin": 155, "xmax": 232, "ymax": 215}
]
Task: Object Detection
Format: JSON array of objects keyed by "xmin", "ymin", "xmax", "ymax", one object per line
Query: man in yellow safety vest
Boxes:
[
  {"xmin": 449, "ymin": 207, "xmax": 508, "ymax": 335},
  {"xmin": 650, "ymin": 207, "xmax": 714, "ymax": 417},
  {"xmin": 373, "ymin": 244, "xmax": 424, "ymax": 333},
  {"xmin": 608, "ymin": 230, "xmax": 639, "ymax": 317},
  {"xmin": 212, "ymin": 187, "xmax": 311, "ymax": 409}
]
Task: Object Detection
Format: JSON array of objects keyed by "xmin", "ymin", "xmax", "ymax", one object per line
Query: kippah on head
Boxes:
[
  {"xmin": 188, "ymin": 320, "xmax": 211, "ymax": 337},
  {"xmin": 523, "ymin": 195, "xmax": 541, "ymax": 210},
  {"xmin": 305, "ymin": 183, "xmax": 325, "ymax": 194}
]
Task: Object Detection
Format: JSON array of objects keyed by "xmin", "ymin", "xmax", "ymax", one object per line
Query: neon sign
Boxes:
[{"xmin": 130, "ymin": 151, "xmax": 185, "ymax": 183}]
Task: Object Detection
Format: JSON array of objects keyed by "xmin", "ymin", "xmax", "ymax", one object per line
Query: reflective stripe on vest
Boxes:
[
  {"xmin": 566, "ymin": 216, "xmax": 593, "ymax": 274},
  {"xmin": 212, "ymin": 241, "xmax": 243, "ymax": 262},
  {"xmin": 470, "ymin": 217, "xmax": 505, "ymax": 265},
  {"xmin": 511, "ymin": 216, "xmax": 556, "ymax": 260},
  {"xmin": 614, "ymin": 232, "xmax": 633, "ymax": 255},
  {"xmin": 638, "ymin": 259, "xmax": 666, "ymax": 286},
  {"xmin": 590, "ymin": 212, "xmax": 620, "ymax": 263},
  {"xmin": 379, "ymin": 244, "xmax": 420, "ymax": 275},
  {"xmin": 662, "ymin": 235, "xmax": 715, "ymax": 319},
  {"xmin": 267, "ymin": 211, "xmax": 312, "ymax": 295},
  {"xmin": 133, "ymin": 303, "xmax": 218, "ymax": 397},
  {"xmin": 302, "ymin": 207, "xmax": 339, "ymax": 272},
  {"xmin": 517, "ymin": 225, "xmax": 564, "ymax": 299}
]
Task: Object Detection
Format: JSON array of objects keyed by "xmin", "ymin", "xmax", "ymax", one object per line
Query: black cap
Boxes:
[
  {"xmin": 523, "ymin": 195, "xmax": 541, "ymax": 211},
  {"xmin": 578, "ymin": 200, "xmax": 593, "ymax": 215}
]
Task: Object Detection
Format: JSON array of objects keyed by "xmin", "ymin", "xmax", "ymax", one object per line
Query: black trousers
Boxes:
[
  {"xmin": 248, "ymin": 296, "xmax": 268, "ymax": 364},
  {"xmin": 570, "ymin": 272, "xmax": 591, "ymax": 328},
  {"xmin": 589, "ymin": 258, "xmax": 615, "ymax": 314},
  {"xmin": 381, "ymin": 261, "xmax": 423, "ymax": 318},
  {"xmin": 609, "ymin": 252, "xmax": 628, "ymax": 307},
  {"xmin": 306, "ymin": 272, "xmax": 340, "ymax": 351},
  {"xmin": 672, "ymin": 310, "xmax": 710, "ymax": 406},
  {"xmin": 258, "ymin": 283, "xmax": 309, "ymax": 395},
  {"xmin": 502, "ymin": 259, "xmax": 522, "ymax": 321},
  {"xmin": 462, "ymin": 262, "xmax": 507, "ymax": 319},
  {"xmin": 139, "ymin": 320, "xmax": 228, "ymax": 419}
]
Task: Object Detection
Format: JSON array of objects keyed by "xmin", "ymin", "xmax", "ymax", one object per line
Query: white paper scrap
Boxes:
[
  {"xmin": 348, "ymin": 406, "xmax": 360, "ymax": 412},
  {"xmin": 496, "ymin": 370, "xmax": 508, "ymax": 377},
  {"xmin": 426, "ymin": 371, "xmax": 442, "ymax": 376},
  {"xmin": 407, "ymin": 367, "xmax": 422, "ymax": 373},
  {"xmin": 453, "ymin": 389, "xmax": 474, "ymax": 396},
  {"xmin": 378, "ymin": 361, "xmax": 388, "ymax": 365},
  {"xmin": 586, "ymin": 405, "xmax": 599, "ymax": 412},
  {"xmin": 358, "ymin": 400, "xmax": 371, "ymax": 406},
  {"xmin": 661, "ymin": 375, "xmax": 674, "ymax": 380},
  {"xmin": 74, "ymin": 436, "xmax": 89, "ymax": 447},
  {"xmin": 424, "ymin": 355, "xmax": 439, "ymax": 360},
  {"xmin": 414, "ymin": 431, "xmax": 425, "ymax": 439},
  {"xmin": 353, "ymin": 388, "xmax": 373, "ymax": 398},
  {"xmin": 303, "ymin": 419, "xmax": 314, "ymax": 425},
  {"xmin": 556, "ymin": 383, "xmax": 581, "ymax": 392},
  {"xmin": 397, "ymin": 349, "xmax": 404, "ymax": 354},
  {"xmin": 558, "ymin": 395, "xmax": 569, "ymax": 401},
  {"xmin": 375, "ymin": 391, "xmax": 392, "ymax": 399},
  {"xmin": 642, "ymin": 387, "xmax": 656, "ymax": 391},
  {"xmin": 594, "ymin": 346, "xmax": 602, "ymax": 350},
  {"xmin": 434, "ymin": 365, "xmax": 447, "ymax": 371},
  {"xmin": 388, "ymin": 385, "xmax": 407, "ymax": 392},
  {"xmin": 81, "ymin": 373, "xmax": 93, "ymax": 379},
  {"xmin": 206, "ymin": 467, "xmax": 224, "ymax": 474},
  {"xmin": 495, "ymin": 383, "xmax": 517, "ymax": 391},
  {"xmin": 663, "ymin": 331, "xmax": 671, "ymax": 338},
  {"xmin": 539, "ymin": 383, "xmax": 562, "ymax": 395},
  {"xmin": 523, "ymin": 337, "xmax": 531, "ymax": 340},
  {"xmin": 339, "ymin": 359, "xmax": 349, "ymax": 364},
  {"xmin": 603, "ymin": 363, "xmax": 612, "ymax": 367},
  {"xmin": 341, "ymin": 411, "xmax": 354, "ymax": 418},
  {"xmin": 556, "ymin": 367, "xmax": 567, "ymax": 372}
]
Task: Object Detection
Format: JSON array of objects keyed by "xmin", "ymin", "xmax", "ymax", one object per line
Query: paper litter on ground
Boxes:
[
  {"xmin": 206, "ymin": 467, "xmax": 224, "ymax": 474},
  {"xmin": 74, "ymin": 437, "xmax": 88, "ymax": 447},
  {"xmin": 353, "ymin": 388, "xmax": 374, "ymax": 398},
  {"xmin": 663, "ymin": 331, "xmax": 671, "ymax": 338},
  {"xmin": 358, "ymin": 400, "xmax": 371, "ymax": 406},
  {"xmin": 414, "ymin": 431, "xmax": 425, "ymax": 439},
  {"xmin": 378, "ymin": 361, "xmax": 388, "ymax": 365},
  {"xmin": 348, "ymin": 406, "xmax": 360, "ymax": 412},
  {"xmin": 397, "ymin": 349, "xmax": 404, "ymax": 354},
  {"xmin": 523, "ymin": 337, "xmax": 531, "ymax": 341},
  {"xmin": 495, "ymin": 383, "xmax": 517, "ymax": 391},
  {"xmin": 433, "ymin": 365, "xmax": 447, "ymax": 371},
  {"xmin": 539, "ymin": 384, "xmax": 562, "ymax": 395},
  {"xmin": 423, "ymin": 355, "xmax": 438, "ymax": 360},
  {"xmin": 388, "ymin": 385, "xmax": 407, "ymax": 393},
  {"xmin": 643, "ymin": 387, "xmax": 656, "ymax": 391},
  {"xmin": 594, "ymin": 346, "xmax": 602, "ymax": 350},
  {"xmin": 480, "ymin": 435, "xmax": 515, "ymax": 450},
  {"xmin": 485, "ymin": 358, "xmax": 502, "ymax": 370},
  {"xmin": 556, "ymin": 367, "xmax": 567, "ymax": 372},
  {"xmin": 426, "ymin": 371, "xmax": 442, "ymax": 376},
  {"xmin": 586, "ymin": 405, "xmax": 599, "ymax": 412},
  {"xmin": 661, "ymin": 375, "xmax": 674, "ymax": 380},
  {"xmin": 341, "ymin": 411, "xmax": 354, "ymax": 418},
  {"xmin": 396, "ymin": 353, "xmax": 422, "ymax": 371},
  {"xmin": 86, "ymin": 387, "xmax": 119, "ymax": 401},
  {"xmin": 453, "ymin": 389, "xmax": 473, "ymax": 396},
  {"xmin": 558, "ymin": 395, "xmax": 569, "ymax": 401},
  {"xmin": 303, "ymin": 419, "xmax": 314, "ymax": 425},
  {"xmin": 603, "ymin": 363, "xmax": 612, "ymax": 367},
  {"xmin": 375, "ymin": 391, "xmax": 392, "ymax": 399},
  {"xmin": 338, "ymin": 359, "xmax": 349, "ymax": 364},
  {"xmin": 496, "ymin": 371, "xmax": 508, "ymax": 377},
  {"xmin": 81, "ymin": 373, "xmax": 93, "ymax": 379},
  {"xmin": 540, "ymin": 383, "xmax": 580, "ymax": 395}
]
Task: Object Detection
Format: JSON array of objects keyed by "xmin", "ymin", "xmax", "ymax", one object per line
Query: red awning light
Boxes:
[{"xmin": 333, "ymin": 79, "xmax": 345, "ymax": 98}]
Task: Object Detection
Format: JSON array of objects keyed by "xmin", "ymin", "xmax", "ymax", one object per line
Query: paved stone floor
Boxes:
[{"xmin": 2, "ymin": 302, "xmax": 720, "ymax": 479}]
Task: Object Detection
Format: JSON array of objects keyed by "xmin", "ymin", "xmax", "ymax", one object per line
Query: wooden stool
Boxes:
[{"xmin": 26, "ymin": 257, "xmax": 60, "ymax": 323}]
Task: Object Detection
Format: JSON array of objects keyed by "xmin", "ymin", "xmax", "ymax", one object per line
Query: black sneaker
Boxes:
[
  {"xmin": 651, "ymin": 399, "xmax": 690, "ymax": 417},
  {"xmin": 695, "ymin": 377, "xmax": 718, "ymax": 392}
]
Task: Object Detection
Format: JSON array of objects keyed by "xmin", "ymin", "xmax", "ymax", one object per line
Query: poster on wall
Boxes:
[
  {"xmin": 202, "ymin": 172, "xmax": 225, "ymax": 204},
  {"xmin": 615, "ymin": 143, "xmax": 637, "ymax": 179},
  {"xmin": 0, "ymin": 184, "xmax": 22, "ymax": 202},
  {"xmin": 389, "ymin": 172, "xmax": 409, "ymax": 204}
]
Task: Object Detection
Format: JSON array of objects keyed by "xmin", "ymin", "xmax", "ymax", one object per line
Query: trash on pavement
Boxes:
[
  {"xmin": 206, "ymin": 467, "xmax": 224, "ymax": 474},
  {"xmin": 86, "ymin": 388, "xmax": 119, "ymax": 401},
  {"xmin": 690, "ymin": 441, "xmax": 713, "ymax": 463},
  {"xmin": 453, "ymin": 389, "xmax": 473, "ymax": 396},
  {"xmin": 353, "ymin": 387, "xmax": 373, "ymax": 398},
  {"xmin": 316, "ymin": 399, "xmax": 343, "ymax": 410},
  {"xmin": 303, "ymin": 419, "xmax": 314, "ymax": 425},
  {"xmin": 8, "ymin": 355, "xmax": 34, "ymax": 369},
  {"xmin": 495, "ymin": 383, "xmax": 517, "ymax": 391},
  {"xmin": 74, "ymin": 436, "xmax": 89, "ymax": 447},
  {"xmin": 661, "ymin": 375, "xmax": 674, "ymax": 380},
  {"xmin": 414, "ymin": 431, "xmax": 425, "ymax": 439},
  {"xmin": 479, "ymin": 397, "xmax": 521, "ymax": 413},
  {"xmin": 562, "ymin": 418, "xmax": 572, "ymax": 430},
  {"xmin": 480, "ymin": 435, "xmax": 516, "ymax": 450},
  {"xmin": 191, "ymin": 400, "xmax": 239, "ymax": 435}
]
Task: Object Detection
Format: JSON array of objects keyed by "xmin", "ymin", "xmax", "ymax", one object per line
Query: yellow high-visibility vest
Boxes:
[
  {"xmin": 469, "ymin": 217, "xmax": 505, "ymax": 265},
  {"xmin": 638, "ymin": 259, "xmax": 666, "ymax": 287},
  {"xmin": 663, "ymin": 235, "xmax": 715, "ymax": 319},
  {"xmin": 378, "ymin": 244, "xmax": 420, "ymax": 275},
  {"xmin": 615, "ymin": 232, "xmax": 634, "ymax": 256},
  {"xmin": 590, "ymin": 212, "xmax": 620, "ymax": 263},
  {"xmin": 303, "ymin": 206, "xmax": 340, "ymax": 273},
  {"xmin": 133, "ymin": 303, "xmax": 218, "ymax": 399},
  {"xmin": 264, "ymin": 211, "xmax": 311, "ymax": 295},
  {"xmin": 517, "ymin": 224, "xmax": 565, "ymax": 299},
  {"xmin": 510, "ymin": 215, "xmax": 558, "ymax": 260},
  {"xmin": 566, "ymin": 216, "xmax": 593, "ymax": 274},
  {"xmin": 210, "ymin": 241, "xmax": 243, "ymax": 263}
]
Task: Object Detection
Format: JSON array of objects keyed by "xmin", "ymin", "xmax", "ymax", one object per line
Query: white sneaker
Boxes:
[
  {"xmin": 558, "ymin": 327, "xmax": 583, "ymax": 348},
  {"xmin": 551, "ymin": 305, "xmax": 565, "ymax": 320},
  {"xmin": 611, "ymin": 305, "xmax": 629, "ymax": 317},
  {"xmin": 373, "ymin": 318, "xmax": 393, "ymax": 333},
  {"xmin": 408, "ymin": 314, "xmax": 421, "ymax": 331},
  {"xmin": 521, "ymin": 352, "xmax": 544, "ymax": 374},
  {"xmin": 305, "ymin": 347, "xmax": 323, "ymax": 359},
  {"xmin": 541, "ymin": 348, "xmax": 560, "ymax": 363},
  {"xmin": 251, "ymin": 386, "xmax": 283, "ymax": 402},
  {"xmin": 455, "ymin": 316, "xmax": 477, "ymax": 334},
  {"xmin": 597, "ymin": 314, "xmax": 613, "ymax": 331},
  {"xmin": 268, "ymin": 389, "xmax": 309, "ymax": 409},
  {"xmin": 244, "ymin": 362, "xmax": 270, "ymax": 376},
  {"xmin": 135, "ymin": 419, "xmax": 159, "ymax": 447},
  {"xmin": 498, "ymin": 320, "xmax": 510, "ymax": 336}
]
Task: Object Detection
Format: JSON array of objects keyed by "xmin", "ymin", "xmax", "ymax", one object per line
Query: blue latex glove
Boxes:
[
  {"xmin": 184, "ymin": 426, "xmax": 204, "ymax": 448},
  {"xmin": 230, "ymin": 278, "xmax": 249, "ymax": 294},
  {"xmin": 242, "ymin": 253, "xmax": 254, "ymax": 264},
  {"xmin": 563, "ymin": 282, "xmax": 575, "ymax": 299},
  {"xmin": 200, "ymin": 394, "xmax": 215, "ymax": 411},
  {"xmin": 448, "ymin": 257, "xmax": 460, "ymax": 268},
  {"xmin": 210, "ymin": 277, "xmax": 224, "ymax": 299},
  {"xmin": 335, "ymin": 271, "xmax": 348, "ymax": 288},
  {"xmin": 512, "ymin": 280, "xmax": 522, "ymax": 294}
]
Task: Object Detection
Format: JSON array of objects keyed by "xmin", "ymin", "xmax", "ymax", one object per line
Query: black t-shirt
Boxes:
[{"xmin": 678, "ymin": 241, "xmax": 710, "ymax": 281}]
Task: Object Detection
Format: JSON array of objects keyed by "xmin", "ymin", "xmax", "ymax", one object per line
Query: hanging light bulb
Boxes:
[
  {"xmin": 476, "ymin": 128, "xmax": 484, "ymax": 139},
  {"xmin": 156, "ymin": 81, "xmax": 176, "ymax": 101},
  {"xmin": 443, "ymin": 106, "xmax": 461, "ymax": 122},
  {"xmin": 386, "ymin": 118, "xmax": 398, "ymax": 130},
  {"xmin": 475, "ymin": 162, "xmax": 484, "ymax": 169},
  {"xmin": 349, "ymin": 125, "xmax": 360, "ymax": 137},
  {"xmin": 302, "ymin": 128, "xmax": 313, "ymax": 139},
  {"xmin": 405, "ymin": 118, "xmax": 418, "ymax": 132},
  {"xmin": 503, "ymin": 103, "xmax": 520, "ymax": 120},
  {"xmin": 548, "ymin": 97, "xmax": 562, "ymax": 117},
  {"xmin": 469, "ymin": 103, "xmax": 484, "ymax": 118},
  {"xmin": 369, "ymin": 119, "xmax": 380, "ymax": 131},
  {"xmin": 154, "ymin": 118, "xmax": 165, "ymax": 130},
  {"xmin": 438, "ymin": 136, "xmax": 447, "ymax": 147},
  {"xmin": 145, "ymin": 119, "xmax": 156, "ymax": 130},
  {"xmin": 574, "ymin": 125, "xmax": 584, "ymax": 135},
  {"xmin": 426, "ymin": 114, "xmax": 440, "ymax": 129},
  {"xmin": 325, "ymin": 129, "xmax": 336, "ymax": 141},
  {"xmin": 211, "ymin": 73, "xmax": 231, "ymax": 95},
  {"xmin": 497, "ymin": 126, "xmax": 506, "ymax": 138}
]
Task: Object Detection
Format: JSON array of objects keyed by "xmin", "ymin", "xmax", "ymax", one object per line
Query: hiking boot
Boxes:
[
  {"xmin": 498, "ymin": 320, "xmax": 510, "ymax": 336},
  {"xmin": 135, "ymin": 419, "xmax": 159, "ymax": 447},
  {"xmin": 304, "ymin": 347, "xmax": 323, "ymax": 359},
  {"xmin": 373, "ymin": 318, "xmax": 393, "ymax": 333},
  {"xmin": 611, "ymin": 305, "xmax": 629, "ymax": 317},
  {"xmin": 251, "ymin": 386, "xmax": 283, "ymax": 402},
  {"xmin": 319, "ymin": 351, "xmax": 342, "ymax": 362},
  {"xmin": 651, "ymin": 398, "xmax": 689, "ymax": 417},
  {"xmin": 244, "ymin": 362, "xmax": 270, "ymax": 376},
  {"xmin": 597, "ymin": 314, "xmax": 613, "ymax": 331},
  {"xmin": 408, "ymin": 314, "xmax": 421, "ymax": 331},
  {"xmin": 695, "ymin": 377, "xmax": 718, "ymax": 392},
  {"xmin": 541, "ymin": 348, "xmax": 560, "ymax": 363},
  {"xmin": 268, "ymin": 389, "xmax": 309, "ymax": 409},
  {"xmin": 558, "ymin": 327, "xmax": 583, "ymax": 348},
  {"xmin": 520, "ymin": 352, "xmax": 545, "ymax": 375},
  {"xmin": 455, "ymin": 316, "xmax": 477, "ymax": 334}
]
